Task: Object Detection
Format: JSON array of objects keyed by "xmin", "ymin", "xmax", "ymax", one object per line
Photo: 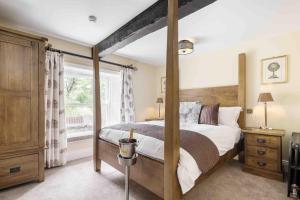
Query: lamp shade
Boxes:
[
  {"xmin": 156, "ymin": 97, "xmax": 163, "ymax": 104},
  {"xmin": 258, "ymin": 93, "xmax": 274, "ymax": 102}
]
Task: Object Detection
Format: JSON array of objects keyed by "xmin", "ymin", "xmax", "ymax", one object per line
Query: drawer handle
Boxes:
[
  {"xmin": 257, "ymin": 138, "xmax": 266, "ymax": 144},
  {"xmin": 257, "ymin": 161, "xmax": 266, "ymax": 167},
  {"xmin": 257, "ymin": 150, "xmax": 266, "ymax": 155},
  {"xmin": 10, "ymin": 166, "xmax": 21, "ymax": 174}
]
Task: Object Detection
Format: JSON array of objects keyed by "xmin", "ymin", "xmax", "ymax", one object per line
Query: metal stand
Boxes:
[
  {"xmin": 118, "ymin": 154, "xmax": 138, "ymax": 200},
  {"xmin": 288, "ymin": 132, "xmax": 300, "ymax": 199}
]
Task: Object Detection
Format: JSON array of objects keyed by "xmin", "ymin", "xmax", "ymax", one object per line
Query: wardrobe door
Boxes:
[{"xmin": 0, "ymin": 34, "xmax": 39, "ymax": 153}]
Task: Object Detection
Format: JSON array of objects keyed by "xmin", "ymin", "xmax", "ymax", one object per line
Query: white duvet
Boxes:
[{"xmin": 99, "ymin": 121, "xmax": 241, "ymax": 194}]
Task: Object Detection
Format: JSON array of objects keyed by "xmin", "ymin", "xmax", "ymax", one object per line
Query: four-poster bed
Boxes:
[
  {"xmin": 92, "ymin": 1, "xmax": 246, "ymax": 199},
  {"xmin": 93, "ymin": 55, "xmax": 246, "ymax": 199}
]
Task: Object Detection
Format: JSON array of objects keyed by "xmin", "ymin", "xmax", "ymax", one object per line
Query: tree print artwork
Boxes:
[
  {"xmin": 267, "ymin": 62, "xmax": 280, "ymax": 79},
  {"xmin": 261, "ymin": 55, "xmax": 287, "ymax": 84}
]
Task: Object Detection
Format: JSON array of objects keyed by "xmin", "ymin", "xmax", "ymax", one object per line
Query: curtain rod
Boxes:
[{"xmin": 45, "ymin": 45, "xmax": 137, "ymax": 71}]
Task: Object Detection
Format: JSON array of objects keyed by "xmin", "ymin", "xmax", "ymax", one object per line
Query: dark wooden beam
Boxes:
[{"xmin": 96, "ymin": 0, "xmax": 217, "ymax": 56}]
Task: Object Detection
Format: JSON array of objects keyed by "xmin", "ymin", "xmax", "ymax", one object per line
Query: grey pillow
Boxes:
[{"xmin": 179, "ymin": 102, "xmax": 201, "ymax": 124}]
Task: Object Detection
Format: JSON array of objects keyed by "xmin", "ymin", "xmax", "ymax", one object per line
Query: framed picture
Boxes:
[
  {"xmin": 161, "ymin": 77, "xmax": 166, "ymax": 93},
  {"xmin": 261, "ymin": 55, "xmax": 288, "ymax": 84}
]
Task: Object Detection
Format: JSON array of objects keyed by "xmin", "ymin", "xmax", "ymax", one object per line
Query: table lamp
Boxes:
[
  {"xmin": 258, "ymin": 93, "xmax": 274, "ymax": 129},
  {"xmin": 156, "ymin": 97, "xmax": 163, "ymax": 119}
]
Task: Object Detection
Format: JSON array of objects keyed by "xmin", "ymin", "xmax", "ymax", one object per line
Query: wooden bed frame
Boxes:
[
  {"xmin": 93, "ymin": 52, "xmax": 246, "ymax": 199},
  {"xmin": 97, "ymin": 138, "xmax": 243, "ymax": 199}
]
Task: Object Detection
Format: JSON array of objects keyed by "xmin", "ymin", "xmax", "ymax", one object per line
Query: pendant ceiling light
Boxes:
[{"xmin": 178, "ymin": 40, "xmax": 194, "ymax": 55}]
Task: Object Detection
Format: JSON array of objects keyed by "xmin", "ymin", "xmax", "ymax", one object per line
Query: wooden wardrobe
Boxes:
[{"xmin": 0, "ymin": 27, "xmax": 46, "ymax": 189}]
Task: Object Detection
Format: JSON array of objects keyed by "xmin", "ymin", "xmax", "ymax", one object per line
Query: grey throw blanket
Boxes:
[{"xmin": 103, "ymin": 123, "xmax": 220, "ymax": 174}]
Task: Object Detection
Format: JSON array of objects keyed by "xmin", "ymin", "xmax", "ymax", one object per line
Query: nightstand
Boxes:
[{"xmin": 242, "ymin": 128, "xmax": 285, "ymax": 181}]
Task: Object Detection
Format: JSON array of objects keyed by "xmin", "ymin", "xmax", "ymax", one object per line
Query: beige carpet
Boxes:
[{"xmin": 0, "ymin": 158, "xmax": 289, "ymax": 200}]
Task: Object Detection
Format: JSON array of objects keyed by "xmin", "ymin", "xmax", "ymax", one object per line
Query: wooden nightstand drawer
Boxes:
[
  {"xmin": 246, "ymin": 146, "xmax": 278, "ymax": 160},
  {"xmin": 246, "ymin": 134, "xmax": 280, "ymax": 148},
  {"xmin": 246, "ymin": 156, "xmax": 279, "ymax": 172},
  {"xmin": 0, "ymin": 154, "xmax": 38, "ymax": 188},
  {"xmin": 243, "ymin": 128, "xmax": 284, "ymax": 181}
]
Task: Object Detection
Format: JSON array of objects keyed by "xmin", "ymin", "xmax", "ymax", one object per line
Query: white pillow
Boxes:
[
  {"xmin": 218, "ymin": 107, "xmax": 242, "ymax": 128},
  {"xmin": 179, "ymin": 102, "xmax": 201, "ymax": 124}
]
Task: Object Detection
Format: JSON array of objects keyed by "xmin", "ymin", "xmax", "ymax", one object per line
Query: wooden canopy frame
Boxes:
[
  {"xmin": 93, "ymin": 57, "xmax": 246, "ymax": 198},
  {"xmin": 92, "ymin": 1, "xmax": 246, "ymax": 199},
  {"xmin": 93, "ymin": 51, "xmax": 246, "ymax": 199},
  {"xmin": 164, "ymin": 0, "xmax": 180, "ymax": 199}
]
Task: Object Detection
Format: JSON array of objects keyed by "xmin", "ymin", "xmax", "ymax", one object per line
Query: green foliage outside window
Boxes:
[{"xmin": 64, "ymin": 75, "xmax": 93, "ymax": 117}]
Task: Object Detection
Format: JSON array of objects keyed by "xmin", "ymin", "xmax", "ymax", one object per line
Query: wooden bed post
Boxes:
[
  {"xmin": 164, "ymin": 0, "xmax": 181, "ymax": 199},
  {"xmin": 238, "ymin": 53, "xmax": 246, "ymax": 129},
  {"xmin": 93, "ymin": 46, "xmax": 101, "ymax": 172}
]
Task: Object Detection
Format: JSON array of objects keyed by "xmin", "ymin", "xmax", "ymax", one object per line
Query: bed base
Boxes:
[{"xmin": 97, "ymin": 138, "xmax": 243, "ymax": 199}]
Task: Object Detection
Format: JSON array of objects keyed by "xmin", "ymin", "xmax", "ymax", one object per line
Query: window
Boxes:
[
  {"xmin": 64, "ymin": 64, "xmax": 121, "ymax": 140},
  {"xmin": 100, "ymin": 71, "xmax": 122, "ymax": 127},
  {"xmin": 64, "ymin": 65, "xmax": 93, "ymax": 140}
]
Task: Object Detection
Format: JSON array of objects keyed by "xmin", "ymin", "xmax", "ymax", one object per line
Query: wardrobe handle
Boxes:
[
  {"xmin": 257, "ymin": 161, "xmax": 266, "ymax": 167},
  {"xmin": 10, "ymin": 166, "xmax": 21, "ymax": 174},
  {"xmin": 257, "ymin": 150, "xmax": 266, "ymax": 155},
  {"xmin": 257, "ymin": 138, "xmax": 266, "ymax": 144}
]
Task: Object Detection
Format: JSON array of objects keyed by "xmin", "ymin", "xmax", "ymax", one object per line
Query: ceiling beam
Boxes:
[{"xmin": 96, "ymin": 0, "xmax": 217, "ymax": 56}]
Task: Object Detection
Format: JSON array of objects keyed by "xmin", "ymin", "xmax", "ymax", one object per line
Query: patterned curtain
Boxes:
[
  {"xmin": 120, "ymin": 68, "xmax": 135, "ymax": 123},
  {"xmin": 44, "ymin": 51, "xmax": 67, "ymax": 168}
]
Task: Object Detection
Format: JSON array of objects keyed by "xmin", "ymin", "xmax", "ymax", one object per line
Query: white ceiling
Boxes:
[
  {"xmin": 0, "ymin": 0, "xmax": 157, "ymax": 45},
  {"xmin": 0, "ymin": 0, "xmax": 299, "ymax": 66},
  {"xmin": 116, "ymin": 0, "xmax": 300, "ymax": 66}
]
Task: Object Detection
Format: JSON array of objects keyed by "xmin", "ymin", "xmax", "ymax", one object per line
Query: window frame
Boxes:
[{"xmin": 63, "ymin": 63, "xmax": 121, "ymax": 142}]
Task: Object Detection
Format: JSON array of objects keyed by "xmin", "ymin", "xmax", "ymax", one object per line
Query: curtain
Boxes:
[
  {"xmin": 120, "ymin": 68, "xmax": 135, "ymax": 123},
  {"xmin": 44, "ymin": 51, "xmax": 67, "ymax": 168}
]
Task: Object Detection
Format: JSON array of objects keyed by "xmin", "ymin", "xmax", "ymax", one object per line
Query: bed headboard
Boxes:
[{"xmin": 179, "ymin": 53, "xmax": 246, "ymax": 128}]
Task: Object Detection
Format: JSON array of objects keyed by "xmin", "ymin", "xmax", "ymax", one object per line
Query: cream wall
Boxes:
[
  {"xmin": 156, "ymin": 31, "xmax": 300, "ymax": 159},
  {"xmin": 47, "ymin": 36, "xmax": 93, "ymax": 67}
]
